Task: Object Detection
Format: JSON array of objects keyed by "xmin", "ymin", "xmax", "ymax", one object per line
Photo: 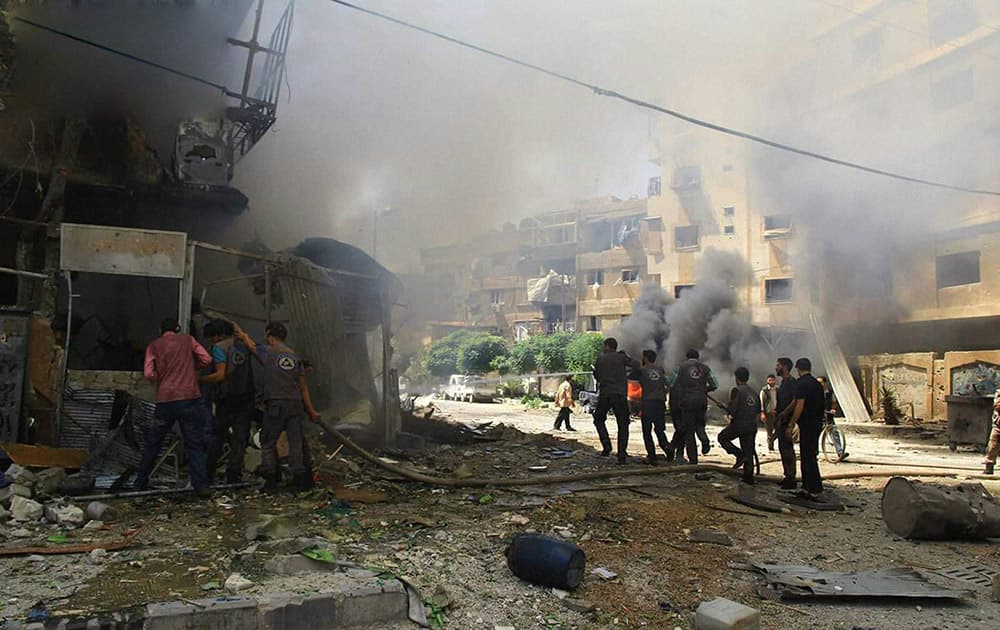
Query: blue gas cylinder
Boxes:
[{"xmin": 505, "ymin": 533, "xmax": 586, "ymax": 589}]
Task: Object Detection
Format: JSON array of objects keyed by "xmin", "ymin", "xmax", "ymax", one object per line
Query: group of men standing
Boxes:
[
  {"xmin": 136, "ymin": 316, "xmax": 320, "ymax": 496},
  {"xmin": 585, "ymin": 337, "xmax": 831, "ymax": 497}
]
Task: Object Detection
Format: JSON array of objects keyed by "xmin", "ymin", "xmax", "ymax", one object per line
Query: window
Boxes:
[
  {"xmin": 936, "ymin": 251, "xmax": 980, "ymax": 288},
  {"xmin": 586, "ymin": 270, "xmax": 604, "ymax": 285},
  {"xmin": 489, "ymin": 290, "xmax": 503, "ymax": 305},
  {"xmin": 723, "ymin": 225, "xmax": 735, "ymax": 236},
  {"xmin": 928, "ymin": 0, "xmax": 977, "ymax": 46},
  {"xmin": 621, "ymin": 269, "xmax": 639, "ymax": 283},
  {"xmin": 765, "ymin": 278, "xmax": 794, "ymax": 304},
  {"xmin": 647, "ymin": 176, "xmax": 662, "ymax": 197},
  {"xmin": 674, "ymin": 284, "xmax": 695, "ymax": 299},
  {"xmin": 853, "ymin": 27, "xmax": 884, "ymax": 64},
  {"xmin": 763, "ymin": 214, "xmax": 792, "ymax": 238},
  {"xmin": 674, "ymin": 225, "xmax": 700, "ymax": 250},
  {"xmin": 723, "ymin": 206, "xmax": 735, "ymax": 217},
  {"xmin": 931, "ymin": 68, "xmax": 973, "ymax": 110},
  {"xmin": 587, "ymin": 316, "xmax": 599, "ymax": 332},
  {"xmin": 671, "ymin": 165, "xmax": 701, "ymax": 190}
]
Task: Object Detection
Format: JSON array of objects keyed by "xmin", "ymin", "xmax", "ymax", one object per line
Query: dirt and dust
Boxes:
[{"xmin": 2, "ymin": 399, "xmax": 1000, "ymax": 629}]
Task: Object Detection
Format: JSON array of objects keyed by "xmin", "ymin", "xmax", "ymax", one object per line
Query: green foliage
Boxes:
[
  {"xmin": 490, "ymin": 355, "xmax": 512, "ymax": 375},
  {"xmin": 401, "ymin": 348, "xmax": 433, "ymax": 387},
  {"xmin": 521, "ymin": 394, "xmax": 543, "ymax": 409},
  {"xmin": 457, "ymin": 334, "xmax": 509, "ymax": 375},
  {"xmin": 506, "ymin": 339, "xmax": 539, "ymax": 374},
  {"xmin": 566, "ymin": 333, "xmax": 603, "ymax": 372},
  {"xmin": 880, "ymin": 385, "xmax": 904, "ymax": 426},
  {"xmin": 499, "ymin": 378, "xmax": 525, "ymax": 397},
  {"xmin": 424, "ymin": 330, "xmax": 475, "ymax": 377}
]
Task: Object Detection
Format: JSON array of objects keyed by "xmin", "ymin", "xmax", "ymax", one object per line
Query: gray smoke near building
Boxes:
[{"xmin": 614, "ymin": 248, "xmax": 814, "ymax": 385}]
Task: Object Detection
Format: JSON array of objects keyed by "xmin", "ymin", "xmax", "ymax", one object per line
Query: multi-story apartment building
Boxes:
[{"xmin": 418, "ymin": 197, "xmax": 650, "ymax": 340}]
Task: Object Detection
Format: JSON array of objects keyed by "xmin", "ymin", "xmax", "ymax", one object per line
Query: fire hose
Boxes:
[{"xmin": 315, "ymin": 419, "xmax": 981, "ymax": 487}]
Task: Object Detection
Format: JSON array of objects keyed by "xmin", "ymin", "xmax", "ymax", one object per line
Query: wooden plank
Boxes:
[{"xmin": 1, "ymin": 442, "xmax": 88, "ymax": 468}]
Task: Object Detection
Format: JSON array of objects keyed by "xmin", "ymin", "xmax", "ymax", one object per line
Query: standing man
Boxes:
[
  {"xmin": 553, "ymin": 375, "xmax": 576, "ymax": 431},
  {"xmin": 201, "ymin": 320, "xmax": 256, "ymax": 484},
  {"xmin": 759, "ymin": 374, "xmax": 778, "ymax": 452},
  {"xmin": 786, "ymin": 358, "xmax": 826, "ymax": 498},
  {"xmin": 137, "ymin": 317, "xmax": 213, "ymax": 496},
  {"xmin": 592, "ymin": 337, "xmax": 636, "ymax": 464},
  {"xmin": 718, "ymin": 367, "xmax": 762, "ymax": 484},
  {"xmin": 630, "ymin": 350, "xmax": 670, "ymax": 465},
  {"xmin": 235, "ymin": 322, "xmax": 320, "ymax": 493},
  {"xmin": 774, "ymin": 357, "xmax": 798, "ymax": 489},
  {"xmin": 983, "ymin": 386, "xmax": 999, "ymax": 475},
  {"xmin": 666, "ymin": 350, "xmax": 718, "ymax": 465}
]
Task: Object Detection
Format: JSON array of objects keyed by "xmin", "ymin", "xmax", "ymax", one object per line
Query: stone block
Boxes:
[
  {"xmin": 11, "ymin": 483, "xmax": 33, "ymax": 499},
  {"xmin": 5, "ymin": 463, "xmax": 38, "ymax": 485},
  {"xmin": 0, "ymin": 504, "xmax": 9, "ymax": 522},
  {"xmin": 145, "ymin": 597, "xmax": 257, "ymax": 630},
  {"xmin": 695, "ymin": 597, "xmax": 760, "ymax": 630},
  {"xmin": 10, "ymin": 495, "xmax": 44, "ymax": 521},
  {"xmin": 45, "ymin": 502, "xmax": 86, "ymax": 526},
  {"xmin": 263, "ymin": 554, "xmax": 338, "ymax": 576},
  {"xmin": 257, "ymin": 581, "xmax": 407, "ymax": 629},
  {"xmin": 34, "ymin": 467, "xmax": 66, "ymax": 496}
]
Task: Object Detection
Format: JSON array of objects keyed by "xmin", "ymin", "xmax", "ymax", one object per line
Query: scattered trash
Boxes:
[
  {"xmin": 562, "ymin": 597, "xmax": 595, "ymax": 613},
  {"xmin": 658, "ymin": 601, "xmax": 678, "ymax": 613},
  {"xmin": 506, "ymin": 534, "xmax": 586, "ymax": 589},
  {"xmin": 46, "ymin": 534, "xmax": 69, "ymax": 544},
  {"xmin": 542, "ymin": 448, "xmax": 574, "ymax": 459},
  {"xmin": 318, "ymin": 500, "xmax": 354, "ymax": 521},
  {"xmin": 753, "ymin": 563, "xmax": 971, "ymax": 600},
  {"xmin": 551, "ymin": 587, "xmax": 569, "ymax": 599},
  {"xmin": 454, "ymin": 463, "xmax": 475, "ymax": 479},
  {"xmin": 300, "ymin": 545, "xmax": 337, "ymax": 564},
  {"xmin": 935, "ymin": 564, "xmax": 998, "ymax": 588},
  {"xmin": 504, "ymin": 513, "xmax": 530, "ymax": 526},
  {"xmin": 591, "ymin": 567, "xmax": 617, "ymax": 581},
  {"xmin": 245, "ymin": 515, "xmax": 305, "ymax": 541},
  {"xmin": 25, "ymin": 602, "xmax": 49, "ymax": 623},
  {"xmin": 88, "ymin": 548, "xmax": 108, "ymax": 564},
  {"xmin": 882, "ymin": 477, "xmax": 1000, "ymax": 540},
  {"xmin": 200, "ymin": 581, "xmax": 222, "ymax": 591},
  {"xmin": 687, "ymin": 528, "xmax": 733, "ymax": 546},
  {"xmin": 85, "ymin": 501, "xmax": 116, "ymax": 522},
  {"xmin": 477, "ymin": 494, "xmax": 494, "ymax": 505},
  {"xmin": 528, "ymin": 465, "xmax": 549, "ymax": 472},
  {"xmin": 429, "ymin": 584, "xmax": 454, "ymax": 609}
]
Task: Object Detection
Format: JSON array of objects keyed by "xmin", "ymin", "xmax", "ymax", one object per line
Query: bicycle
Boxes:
[{"xmin": 820, "ymin": 411, "xmax": 848, "ymax": 463}]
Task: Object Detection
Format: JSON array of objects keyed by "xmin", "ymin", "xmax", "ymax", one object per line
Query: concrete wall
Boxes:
[{"xmin": 856, "ymin": 348, "xmax": 1000, "ymax": 420}]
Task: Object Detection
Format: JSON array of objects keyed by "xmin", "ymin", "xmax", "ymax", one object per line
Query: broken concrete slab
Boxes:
[
  {"xmin": 753, "ymin": 563, "xmax": 971, "ymax": 600},
  {"xmin": 145, "ymin": 597, "xmax": 258, "ymax": 630},
  {"xmin": 11, "ymin": 483, "xmax": 33, "ymax": 499},
  {"xmin": 695, "ymin": 597, "xmax": 760, "ymax": 630},
  {"xmin": 245, "ymin": 515, "xmax": 304, "ymax": 542},
  {"xmin": 257, "ymin": 581, "xmax": 408, "ymax": 628},
  {"xmin": 0, "ymin": 504, "xmax": 9, "ymax": 522},
  {"xmin": 10, "ymin": 496, "xmax": 43, "ymax": 521},
  {"xmin": 688, "ymin": 528, "xmax": 733, "ymax": 546},
  {"xmin": 264, "ymin": 554, "xmax": 347, "ymax": 576},
  {"xmin": 44, "ymin": 502, "xmax": 86, "ymax": 526},
  {"xmin": 5, "ymin": 463, "xmax": 38, "ymax": 486},
  {"xmin": 33, "ymin": 467, "xmax": 66, "ymax": 496}
]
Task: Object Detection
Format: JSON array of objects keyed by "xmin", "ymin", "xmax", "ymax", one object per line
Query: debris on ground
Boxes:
[{"xmin": 753, "ymin": 563, "xmax": 972, "ymax": 600}]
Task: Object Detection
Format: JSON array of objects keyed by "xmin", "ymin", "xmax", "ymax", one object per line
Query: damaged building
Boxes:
[{"xmin": 0, "ymin": 1, "xmax": 403, "ymax": 486}]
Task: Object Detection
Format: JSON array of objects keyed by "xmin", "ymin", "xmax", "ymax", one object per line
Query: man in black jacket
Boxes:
[
  {"xmin": 592, "ymin": 337, "xmax": 636, "ymax": 464},
  {"xmin": 718, "ymin": 367, "xmax": 761, "ymax": 483}
]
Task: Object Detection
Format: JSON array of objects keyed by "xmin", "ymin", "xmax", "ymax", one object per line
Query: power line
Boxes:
[
  {"xmin": 327, "ymin": 0, "xmax": 1000, "ymax": 197},
  {"xmin": 13, "ymin": 16, "xmax": 229, "ymax": 93}
]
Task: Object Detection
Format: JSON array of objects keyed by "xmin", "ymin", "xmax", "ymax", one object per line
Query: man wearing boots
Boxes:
[
  {"xmin": 786, "ymin": 358, "xmax": 826, "ymax": 499},
  {"xmin": 984, "ymin": 386, "xmax": 1000, "ymax": 475},
  {"xmin": 630, "ymin": 350, "xmax": 670, "ymax": 465},
  {"xmin": 774, "ymin": 357, "xmax": 798, "ymax": 489},
  {"xmin": 759, "ymin": 374, "xmax": 778, "ymax": 452},
  {"xmin": 592, "ymin": 337, "xmax": 636, "ymax": 464},
  {"xmin": 201, "ymin": 320, "xmax": 256, "ymax": 484},
  {"xmin": 235, "ymin": 322, "xmax": 320, "ymax": 492},
  {"xmin": 553, "ymin": 375, "xmax": 576, "ymax": 431},
  {"xmin": 666, "ymin": 350, "xmax": 717, "ymax": 464},
  {"xmin": 718, "ymin": 367, "xmax": 762, "ymax": 484}
]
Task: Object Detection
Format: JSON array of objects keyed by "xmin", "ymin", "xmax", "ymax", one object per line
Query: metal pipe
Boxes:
[{"xmin": 0, "ymin": 265, "xmax": 47, "ymax": 279}]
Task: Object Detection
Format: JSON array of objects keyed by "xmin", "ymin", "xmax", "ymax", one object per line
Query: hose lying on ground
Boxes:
[{"xmin": 316, "ymin": 419, "xmax": 980, "ymax": 488}]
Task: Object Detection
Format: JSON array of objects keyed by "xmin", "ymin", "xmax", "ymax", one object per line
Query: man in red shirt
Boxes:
[{"xmin": 135, "ymin": 317, "xmax": 213, "ymax": 496}]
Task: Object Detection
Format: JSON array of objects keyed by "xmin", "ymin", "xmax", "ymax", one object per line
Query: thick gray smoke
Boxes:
[{"xmin": 614, "ymin": 248, "xmax": 814, "ymax": 386}]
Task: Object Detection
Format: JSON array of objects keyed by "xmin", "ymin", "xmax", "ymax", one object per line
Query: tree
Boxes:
[
  {"xmin": 566, "ymin": 333, "xmax": 603, "ymax": 373},
  {"xmin": 424, "ymin": 330, "xmax": 476, "ymax": 377},
  {"xmin": 457, "ymin": 334, "xmax": 509, "ymax": 374},
  {"xmin": 505, "ymin": 339, "xmax": 538, "ymax": 375}
]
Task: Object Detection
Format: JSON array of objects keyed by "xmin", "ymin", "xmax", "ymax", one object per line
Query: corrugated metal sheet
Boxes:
[{"xmin": 810, "ymin": 313, "xmax": 871, "ymax": 422}]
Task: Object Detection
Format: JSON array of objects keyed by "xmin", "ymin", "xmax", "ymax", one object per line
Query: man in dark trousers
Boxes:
[
  {"xmin": 630, "ymin": 350, "xmax": 670, "ymax": 465},
  {"xmin": 235, "ymin": 322, "xmax": 321, "ymax": 493},
  {"xmin": 553, "ymin": 375, "xmax": 576, "ymax": 431},
  {"xmin": 787, "ymin": 358, "xmax": 826, "ymax": 498},
  {"xmin": 774, "ymin": 357, "xmax": 798, "ymax": 489},
  {"xmin": 666, "ymin": 349, "xmax": 717, "ymax": 464},
  {"xmin": 201, "ymin": 319, "xmax": 256, "ymax": 484},
  {"xmin": 592, "ymin": 337, "xmax": 636, "ymax": 464},
  {"xmin": 759, "ymin": 374, "xmax": 778, "ymax": 452},
  {"xmin": 137, "ymin": 317, "xmax": 213, "ymax": 496},
  {"xmin": 718, "ymin": 367, "xmax": 762, "ymax": 483}
]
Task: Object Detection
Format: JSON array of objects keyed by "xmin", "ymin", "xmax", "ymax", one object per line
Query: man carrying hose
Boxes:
[
  {"xmin": 629, "ymin": 350, "xmax": 670, "ymax": 465},
  {"xmin": 717, "ymin": 367, "xmax": 761, "ymax": 484},
  {"xmin": 665, "ymin": 349, "xmax": 717, "ymax": 464},
  {"xmin": 235, "ymin": 322, "xmax": 321, "ymax": 493},
  {"xmin": 591, "ymin": 337, "xmax": 636, "ymax": 464}
]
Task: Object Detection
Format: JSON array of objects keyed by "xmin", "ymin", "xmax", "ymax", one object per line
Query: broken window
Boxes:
[
  {"xmin": 490, "ymin": 290, "xmax": 503, "ymax": 305},
  {"xmin": 928, "ymin": 0, "xmax": 978, "ymax": 46},
  {"xmin": 671, "ymin": 165, "xmax": 701, "ymax": 190},
  {"xmin": 647, "ymin": 176, "xmax": 662, "ymax": 197},
  {"xmin": 853, "ymin": 27, "xmax": 884, "ymax": 64},
  {"xmin": 586, "ymin": 270, "xmax": 604, "ymax": 286},
  {"xmin": 936, "ymin": 251, "xmax": 980, "ymax": 288},
  {"xmin": 723, "ymin": 206, "xmax": 735, "ymax": 217},
  {"xmin": 724, "ymin": 225, "xmax": 735, "ymax": 236},
  {"xmin": 621, "ymin": 269, "xmax": 639, "ymax": 283},
  {"xmin": 931, "ymin": 68, "xmax": 973, "ymax": 110},
  {"xmin": 763, "ymin": 214, "xmax": 792, "ymax": 238},
  {"xmin": 614, "ymin": 217, "xmax": 641, "ymax": 246},
  {"xmin": 674, "ymin": 284, "xmax": 695, "ymax": 298},
  {"xmin": 765, "ymin": 278, "xmax": 794, "ymax": 304},
  {"xmin": 674, "ymin": 225, "xmax": 700, "ymax": 250},
  {"xmin": 587, "ymin": 316, "xmax": 599, "ymax": 332}
]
